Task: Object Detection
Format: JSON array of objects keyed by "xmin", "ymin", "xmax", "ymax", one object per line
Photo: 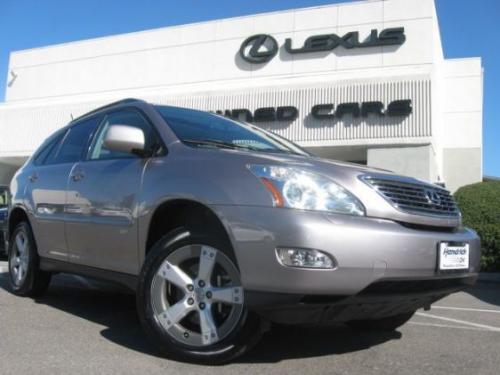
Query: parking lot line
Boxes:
[
  {"xmin": 416, "ymin": 312, "xmax": 500, "ymax": 332},
  {"xmin": 432, "ymin": 306, "xmax": 500, "ymax": 314},
  {"xmin": 409, "ymin": 321, "xmax": 490, "ymax": 332}
]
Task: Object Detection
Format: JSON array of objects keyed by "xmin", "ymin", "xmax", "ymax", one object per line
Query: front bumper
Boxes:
[
  {"xmin": 211, "ymin": 205, "xmax": 480, "ymax": 297},
  {"xmin": 245, "ymin": 275, "xmax": 476, "ymax": 324}
]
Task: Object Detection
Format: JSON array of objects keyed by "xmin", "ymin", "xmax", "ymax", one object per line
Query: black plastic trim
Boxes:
[
  {"xmin": 70, "ymin": 98, "xmax": 143, "ymax": 124},
  {"xmin": 398, "ymin": 221, "xmax": 458, "ymax": 233},
  {"xmin": 245, "ymin": 275, "xmax": 477, "ymax": 324},
  {"xmin": 39, "ymin": 257, "xmax": 138, "ymax": 292},
  {"xmin": 357, "ymin": 275, "xmax": 475, "ymax": 296}
]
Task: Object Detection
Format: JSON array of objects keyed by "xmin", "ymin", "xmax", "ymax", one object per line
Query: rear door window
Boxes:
[
  {"xmin": 45, "ymin": 116, "xmax": 101, "ymax": 165},
  {"xmin": 33, "ymin": 131, "xmax": 65, "ymax": 166}
]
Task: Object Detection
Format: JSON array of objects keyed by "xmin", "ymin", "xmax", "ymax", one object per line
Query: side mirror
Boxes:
[{"xmin": 103, "ymin": 125, "xmax": 146, "ymax": 156}]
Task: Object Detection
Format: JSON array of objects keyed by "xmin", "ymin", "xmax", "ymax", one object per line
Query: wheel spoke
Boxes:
[
  {"xmin": 15, "ymin": 235, "xmax": 25, "ymax": 255},
  {"xmin": 159, "ymin": 261, "xmax": 193, "ymax": 289},
  {"xmin": 198, "ymin": 307, "xmax": 219, "ymax": 345},
  {"xmin": 17, "ymin": 265, "xmax": 24, "ymax": 281},
  {"xmin": 210, "ymin": 286, "xmax": 243, "ymax": 305},
  {"xmin": 11, "ymin": 256, "xmax": 20, "ymax": 267},
  {"xmin": 197, "ymin": 246, "xmax": 217, "ymax": 283},
  {"xmin": 158, "ymin": 299, "xmax": 193, "ymax": 330},
  {"xmin": 21, "ymin": 257, "xmax": 29, "ymax": 269}
]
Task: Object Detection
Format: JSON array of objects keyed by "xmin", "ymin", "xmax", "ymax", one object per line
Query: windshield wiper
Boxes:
[
  {"xmin": 182, "ymin": 139, "xmax": 300, "ymax": 155},
  {"xmin": 182, "ymin": 139, "xmax": 261, "ymax": 151}
]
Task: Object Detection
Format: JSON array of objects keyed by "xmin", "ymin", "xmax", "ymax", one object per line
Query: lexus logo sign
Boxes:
[
  {"xmin": 239, "ymin": 27, "xmax": 406, "ymax": 64},
  {"xmin": 239, "ymin": 34, "xmax": 279, "ymax": 64}
]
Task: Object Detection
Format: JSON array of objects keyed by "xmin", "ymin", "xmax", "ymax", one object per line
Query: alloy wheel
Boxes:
[
  {"xmin": 9, "ymin": 231, "xmax": 30, "ymax": 286},
  {"xmin": 150, "ymin": 244, "xmax": 244, "ymax": 347}
]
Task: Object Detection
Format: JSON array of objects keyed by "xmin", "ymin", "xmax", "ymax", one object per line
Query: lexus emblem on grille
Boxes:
[
  {"xmin": 239, "ymin": 34, "xmax": 279, "ymax": 64},
  {"xmin": 425, "ymin": 189, "xmax": 442, "ymax": 205}
]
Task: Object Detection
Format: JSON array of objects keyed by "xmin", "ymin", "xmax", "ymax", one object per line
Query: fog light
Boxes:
[{"xmin": 276, "ymin": 248, "xmax": 335, "ymax": 269}]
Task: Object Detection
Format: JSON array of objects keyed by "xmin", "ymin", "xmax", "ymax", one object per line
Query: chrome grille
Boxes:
[{"xmin": 363, "ymin": 177, "xmax": 459, "ymax": 217}]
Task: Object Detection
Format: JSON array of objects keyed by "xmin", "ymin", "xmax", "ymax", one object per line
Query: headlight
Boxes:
[{"xmin": 248, "ymin": 165, "xmax": 365, "ymax": 216}]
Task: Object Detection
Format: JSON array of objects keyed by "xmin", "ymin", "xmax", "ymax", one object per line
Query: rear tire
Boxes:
[
  {"xmin": 8, "ymin": 222, "xmax": 51, "ymax": 297},
  {"xmin": 137, "ymin": 228, "xmax": 263, "ymax": 364},
  {"xmin": 347, "ymin": 311, "xmax": 415, "ymax": 331}
]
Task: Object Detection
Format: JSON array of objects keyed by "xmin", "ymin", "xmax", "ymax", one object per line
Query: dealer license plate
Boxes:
[{"xmin": 439, "ymin": 242, "xmax": 469, "ymax": 270}]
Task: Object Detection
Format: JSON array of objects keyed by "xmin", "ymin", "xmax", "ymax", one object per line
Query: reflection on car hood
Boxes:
[{"xmin": 225, "ymin": 149, "xmax": 394, "ymax": 175}]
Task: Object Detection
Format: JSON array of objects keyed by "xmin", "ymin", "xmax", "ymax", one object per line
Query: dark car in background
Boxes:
[{"xmin": 0, "ymin": 185, "xmax": 8, "ymax": 256}]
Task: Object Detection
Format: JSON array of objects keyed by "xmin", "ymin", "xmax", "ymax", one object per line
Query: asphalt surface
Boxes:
[{"xmin": 1, "ymin": 261, "xmax": 499, "ymax": 375}]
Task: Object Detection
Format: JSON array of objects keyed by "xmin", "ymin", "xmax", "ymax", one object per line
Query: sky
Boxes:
[{"xmin": 0, "ymin": 0, "xmax": 498, "ymax": 177}]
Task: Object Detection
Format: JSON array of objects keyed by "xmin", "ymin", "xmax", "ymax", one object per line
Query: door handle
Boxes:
[
  {"xmin": 71, "ymin": 170, "xmax": 85, "ymax": 182},
  {"xmin": 28, "ymin": 173, "xmax": 38, "ymax": 182}
]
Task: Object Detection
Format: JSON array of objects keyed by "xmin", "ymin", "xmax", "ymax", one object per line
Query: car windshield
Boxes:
[{"xmin": 155, "ymin": 106, "xmax": 310, "ymax": 156}]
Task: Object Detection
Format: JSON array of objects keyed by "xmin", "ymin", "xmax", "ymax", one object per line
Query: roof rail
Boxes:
[{"xmin": 70, "ymin": 98, "xmax": 144, "ymax": 123}]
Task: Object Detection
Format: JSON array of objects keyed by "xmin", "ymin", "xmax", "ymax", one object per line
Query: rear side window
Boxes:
[
  {"xmin": 45, "ymin": 116, "xmax": 100, "ymax": 165},
  {"xmin": 0, "ymin": 187, "xmax": 8, "ymax": 208},
  {"xmin": 33, "ymin": 131, "xmax": 65, "ymax": 166}
]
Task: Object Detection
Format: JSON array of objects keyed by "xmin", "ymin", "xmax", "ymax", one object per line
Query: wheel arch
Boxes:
[
  {"xmin": 143, "ymin": 199, "xmax": 237, "ymax": 267},
  {"xmin": 8, "ymin": 205, "xmax": 31, "ymax": 242}
]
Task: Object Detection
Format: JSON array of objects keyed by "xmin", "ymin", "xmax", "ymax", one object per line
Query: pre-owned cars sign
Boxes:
[
  {"xmin": 240, "ymin": 27, "xmax": 406, "ymax": 64},
  {"xmin": 215, "ymin": 100, "xmax": 412, "ymax": 123}
]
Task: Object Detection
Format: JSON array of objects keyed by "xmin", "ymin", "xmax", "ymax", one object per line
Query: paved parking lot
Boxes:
[{"xmin": 1, "ymin": 260, "xmax": 499, "ymax": 375}]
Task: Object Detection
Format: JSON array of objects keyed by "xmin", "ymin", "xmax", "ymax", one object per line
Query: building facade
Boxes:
[{"xmin": 0, "ymin": 0, "xmax": 483, "ymax": 192}]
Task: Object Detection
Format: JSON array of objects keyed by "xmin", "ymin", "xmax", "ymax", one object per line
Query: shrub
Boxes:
[{"xmin": 454, "ymin": 181, "xmax": 500, "ymax": 272}]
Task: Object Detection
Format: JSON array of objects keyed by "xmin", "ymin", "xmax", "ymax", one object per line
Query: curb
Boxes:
[{"xmin": 478, "ymin": 273, "xmax": 500, "ymax": 284}]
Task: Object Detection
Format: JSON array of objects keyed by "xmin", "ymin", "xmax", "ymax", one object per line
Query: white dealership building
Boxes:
[{"xmin": 0, "ymin": 0, "xmax": 483, "ymax": 192}]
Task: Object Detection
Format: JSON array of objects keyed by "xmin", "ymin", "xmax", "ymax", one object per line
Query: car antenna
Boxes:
[{"xmin": 70, "ymin": 113, "xmax": 74, "ymax": 121}]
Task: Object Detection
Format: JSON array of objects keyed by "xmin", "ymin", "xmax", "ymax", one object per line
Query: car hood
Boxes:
[{"xmin": 232, "ymin": 150, "xmax": 395, "ymax": 178}]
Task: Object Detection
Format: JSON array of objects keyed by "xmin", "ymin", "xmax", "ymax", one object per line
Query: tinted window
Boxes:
[
  {"xmin": 33, "ymin": 131, "xmax": 65, "ymax": 166},
  {"xmin": 155, "ymin": 106, "xmax": 309, "ymax": 156},
  {"xmin": 0, "ymin": 187, "xmax": 8, "ymax": 208},
  {"xmin": 90, "ymin": 110, "xmax": 163, "ymax": 160},
  {"xmin": 46, "ymin": 116, "xmax": 100, "ymax": 165}
]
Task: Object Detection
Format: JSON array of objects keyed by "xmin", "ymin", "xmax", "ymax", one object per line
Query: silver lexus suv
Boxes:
[{"xmin": 7, "ymin": 99, "xmax": 480, "ymax": 364}]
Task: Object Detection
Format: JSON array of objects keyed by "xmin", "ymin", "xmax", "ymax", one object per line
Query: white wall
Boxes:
[
  {"xmin": 1, "ymin": 0, "xmax": 440, "ymax": 157},
  {"xmin": 440, "ymin": 58, "xmax": 483, "ymax": 151},
  {"xmin": 0, "ymin": 0, "xmax": 483, "ymax": 191},
  {"xmin": 439, "ymin": 58, "xmax": 483, "ymax": 191},
  {"xmin": 368, "ymin": 144, "xmax": 437, "ymax": 182},
  {"xmin": 5, "ymin": 0, "xmax": 437, "ymax": 102},
  {"xmin": 0, "ymin": 76, "xmax": 434, "ymax": 158}
]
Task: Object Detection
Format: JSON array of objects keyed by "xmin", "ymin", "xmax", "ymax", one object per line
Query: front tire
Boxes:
[
  {"xmin": 8, "ymin": 222, "xmax": 51, "ymax": 297},
  {"xmin": 137, "ymin": 228, "xmax": 263, "ymax": 364},
  {"xmin": 347, "ymin": 311, "xmax": 415, "ymax": 331}
]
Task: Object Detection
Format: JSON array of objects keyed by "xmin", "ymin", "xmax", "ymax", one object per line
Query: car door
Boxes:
[
  {"xmin": 65, "ymin": 108, "xmax": 165, "ymax": 274},
  {"xmin": 25, "ymin": 117, "xmax": 100, "ymax": 261}
]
